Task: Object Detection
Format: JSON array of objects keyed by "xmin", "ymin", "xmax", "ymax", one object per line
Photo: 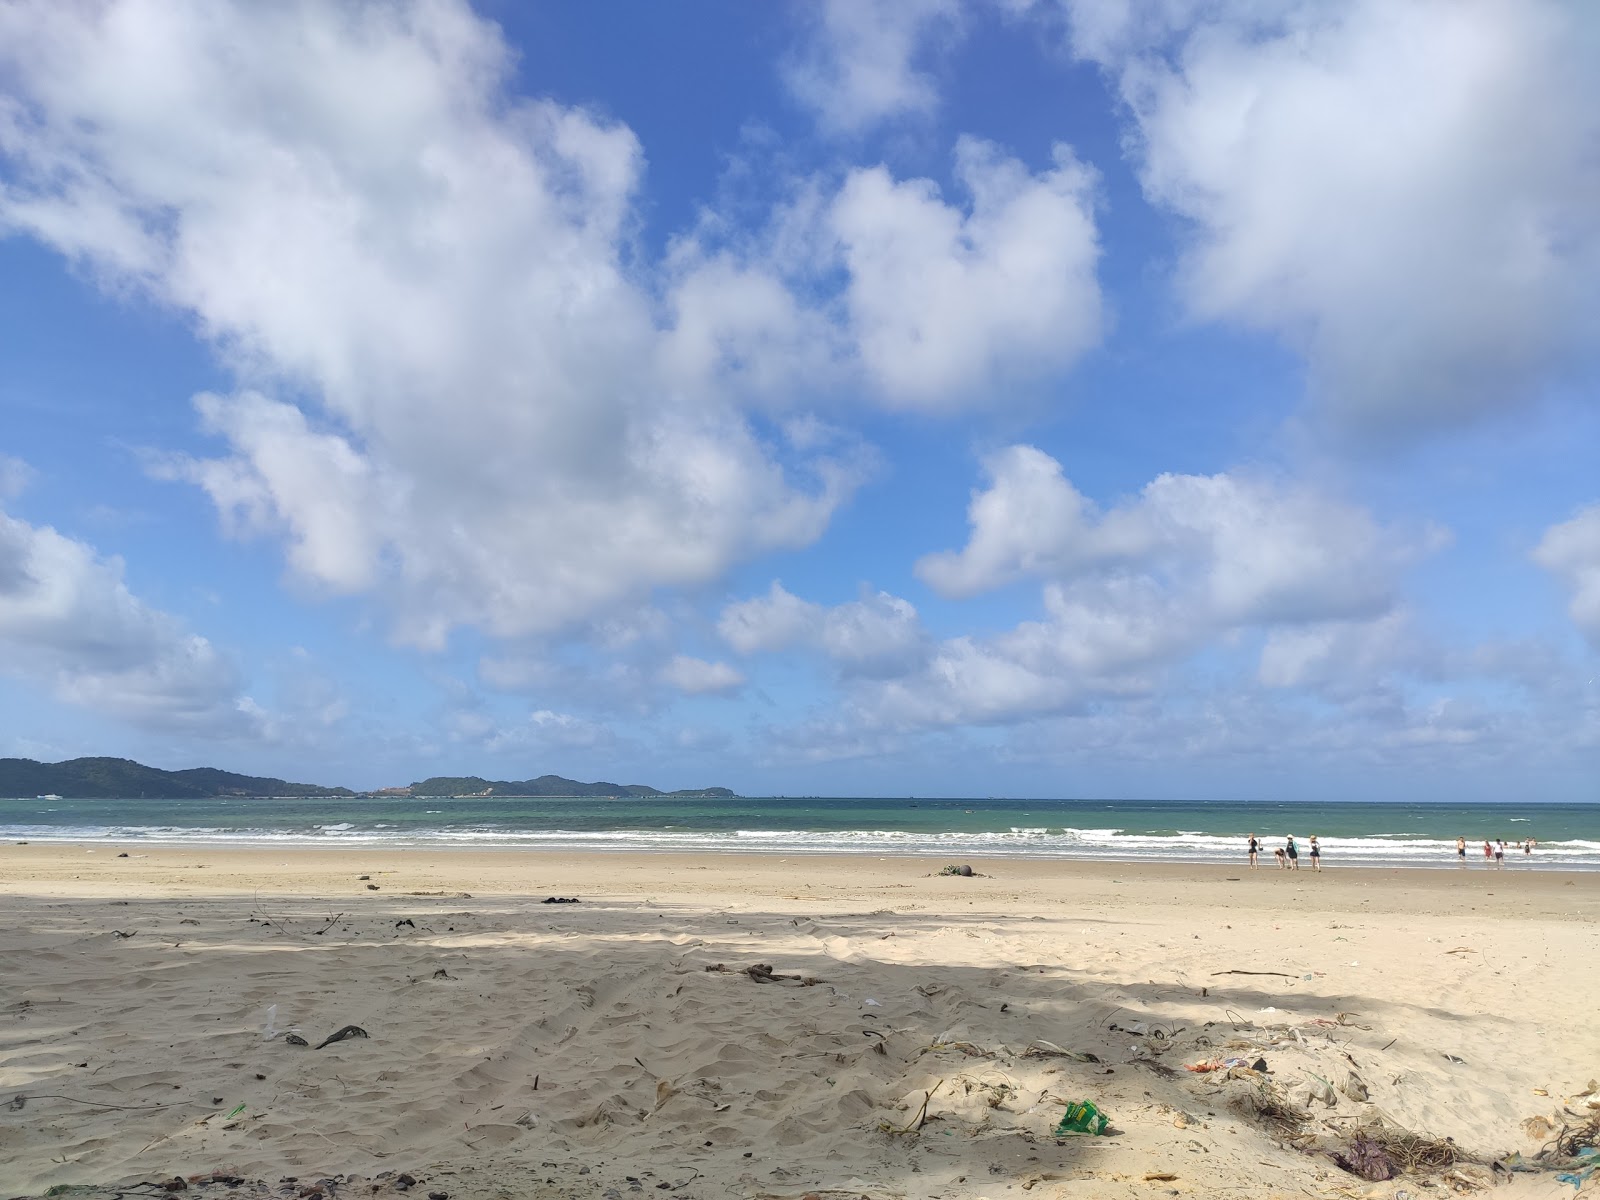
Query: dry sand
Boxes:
[{"xmin": 1, "ymin": 844, "xmax": 1596, "ymax": 1200}]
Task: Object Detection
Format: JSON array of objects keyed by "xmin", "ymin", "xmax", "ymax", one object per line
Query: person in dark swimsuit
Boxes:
[
  {"xmin": 1309, "ymin": 835, "xmax": 1321, "ymax": 871},
  {"xmin": 1285, "ymin": 835, "xmax": 1299, "ymax": 870},
  {"xmin": 1456, "ymin": 836, "xmax": 1467, "ymax": 865},
  {"xmin": 1248, "ymin": 834, "xmax": 1260, "ymax": 870}
]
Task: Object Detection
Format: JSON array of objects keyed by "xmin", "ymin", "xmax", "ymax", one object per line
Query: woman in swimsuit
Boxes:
[
  {"xmin": 1309, "ymin": 835, "xmax": 1321, "ymax": 872},
  {"xmin": 1248, "ymin": 834, "xmax": 1260, "ymax": 870},
  {"xmin": 1285, "ymin": 835, "xmax": 1299, "ymax": 870}
]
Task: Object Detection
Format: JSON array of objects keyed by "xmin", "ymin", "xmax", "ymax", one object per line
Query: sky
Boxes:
[{"xmin": 0, "ymin": 0, "xmax": 1597, "ymax": 801}]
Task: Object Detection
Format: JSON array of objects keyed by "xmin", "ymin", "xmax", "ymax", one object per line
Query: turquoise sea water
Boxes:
[{"xmin": 2, "ymin": 794, "xmax": 1596, "ymax": 869}]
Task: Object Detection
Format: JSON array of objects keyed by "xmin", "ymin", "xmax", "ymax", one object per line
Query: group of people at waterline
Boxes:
[
  {"xmin": 1247, "ymin": 833, "xmax": 1320, "ymax": 870},
  {"xmin": 1457, "ymin": 836, "xmax": 1536, "ymax": 867},
  {"xmin": 1245, "ymin": 833, "xmax": 1538, "ymax": 870}
]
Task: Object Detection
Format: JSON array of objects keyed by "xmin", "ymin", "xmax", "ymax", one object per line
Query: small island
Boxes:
[{"xmin": 0, "ymin": 757, "xmax": 735, "ymax": 800}]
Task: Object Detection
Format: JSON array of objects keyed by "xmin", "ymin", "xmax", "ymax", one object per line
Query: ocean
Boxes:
[{"xmin": 2, "ymin": 794, "xmax": 1597, "ymax": 869}]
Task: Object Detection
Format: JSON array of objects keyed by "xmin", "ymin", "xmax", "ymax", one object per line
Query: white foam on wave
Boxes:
[{"xmin": 2, "ymin": 820, "xmax": 1595, "ymax": 868}]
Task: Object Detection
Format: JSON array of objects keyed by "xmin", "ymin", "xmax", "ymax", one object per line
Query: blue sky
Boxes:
[{"xmin": 1, "ymin": 0, "xmax": 1597, "ymax": 800}]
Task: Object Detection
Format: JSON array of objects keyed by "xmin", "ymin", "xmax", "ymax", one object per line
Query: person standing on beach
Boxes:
[
  {"xmin": 1285, "ymin": 835, "xmax": 1299, "ymax": 870},
  {"xmin": 1248, "ymin": 833, "xmax": 1260, "ymax": 869},
  {"xmin": 1483, "ymin": 840, "xmax": 1493, "ymax": 863},
  {"xmin": 1495, "ymin": 840, "xmax": 1506, "ymax": 868},
  {"xmin": 1456, "ymin": 836, "xmax": 1467, "ymax": 866},
  {"xmin": 1309, "ymin": 835, "xmax": 1321, "ymax": 872}
]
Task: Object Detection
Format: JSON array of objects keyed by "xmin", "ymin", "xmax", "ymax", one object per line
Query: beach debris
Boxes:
[
  {"xmin": 1210, "ymin": 969, "xmax": 1296, "ymax": 979},
  {"xmin": 117, "ymin": 852, "xmax": 129, "ymax": 857},
  {"xmin": 285, "ymin": 1034, "xmax": 309, "ymax": 1046},
  {"xmin": 395, "ymin": 918, "xmax": 415, "ymax": 928},
  {"xmin": 701, "ymin": 961, "xmax": 821, "ymax": 985},
  {"xmin": 432, "ymin": 968, "xmax": 455, "ymax": 980},
  {"xmin": 542, "ymin": 896, "xmax": 580, "ymax": 904},
  {"xmin": 315, "ymin": 1024, "xmax": 369, "ymax": 1049},
  {"xmin": 7, "ymin": 1094, "xmax": 23, "ymax": 1110},
  {"xmin": 358, "ymin": 875, "xmax": 371, "ymax": 880},
  {"xmin": 161, "ymin": 1176, "xmax": 189, "ymax": 1191},
  {"xmin": 1341, "ymin": 1071, "xmax": 1370, "ymax": 1102},
  {"xmin": 112, "ymin": 929, "xmax": 137, "ymax": 938},
  {"xmin": 1053, "ymin": 1100, "xmax": 1111, "ymax": 1137},
  {"xmin": 1442, "ymin": 1054, "xmax": 1468, "ymax": 1065},
  {"xmin": 262, "ymin": 1004, "xmax": 301, "ymax": 1042},
  {"xmin": 366, "ymin": 884, "xmax": 380, "ymax": 890},
  {"xmin": 1303, "ymin": 1074, "xmax": 1338, "ymax": 1108},
  {"xmin": 938, "ymin": 864, "xmax": 974, "ymax": 876},
  {"xmin": 1142, "ymin": 1173, "xmax": 1178, "ymax": 1182},
  {"xmin": 1021, "ymin": 1040, "xmax": 1099, "ymax": 1063},
  {"xmin": 1185, "ymin": 1056, "xmax": 1251, "ymax": 1073},
  {"xmin": 884, "ymin": 1080, "xmax": 943, "ymax": 1134},
  {"xmin": 1333, "ymin": 1133, "xmax": 1398, "ymax": 1181},
  {"xmin": 1229, "ymin": 1077, "xmax": 1310, "ymax": 1137}
]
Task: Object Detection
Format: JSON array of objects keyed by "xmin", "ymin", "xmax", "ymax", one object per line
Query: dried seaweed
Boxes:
[{"xmin": 1349, "ymin": 1118, "xmax": 1468, "ymax": 1172}]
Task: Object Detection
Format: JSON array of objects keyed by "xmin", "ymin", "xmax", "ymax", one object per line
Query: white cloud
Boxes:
[
  {"xmin": 445, "ymin": 706, "xmax": 617, "ymax": 754},
  {"xmin": 0, "ymin": 503, "xmax": 256, "ymax": 733},
  {"xmin": 918, "ymin": 444, "xmax": 1430, "ymax": 623},
  {"xmin": 660, "ymin": 654, "xmax": 745, "ymax": 696},
  {"xmin": 914, "ymin": 445, "xmax": 1096, "ymax": 595},
  {"xmin": 783, "ymin": 0, "xmax": 962, "ymax": 134},
  {"xmin": 719, "ymin": 582, "xmax": 930, "ymax": 678},
  {"xmin": 792, "ymin": 446, "xmax": 1442, "ymax": 731},
  {"xmin": 0, "ymin": 0, "xmax": 859, "ymax": 651},
  {"xmin": 1071, "ymin": 0, "xmax": 1600, "ymax": 434},
  {"xmin": 718, "ymin": 582, "xmax": 820, "ymax": 655},
  {"xmin": 0, "ymin": 455, "xmax": 35, "ymax": 499},
  {"xmin": 663, "ymin": 137, "xmax": 1105, "ymax": 413},
  {"xmin": 1532, "ymin": 503, "xmax": 1600, "ymax": 648},
  {"xmin": 829, "ymin": 137, "xmax": 1102, "ymax": 407}
]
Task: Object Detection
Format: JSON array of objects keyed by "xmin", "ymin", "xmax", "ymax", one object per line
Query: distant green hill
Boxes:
[
  {"xmin": 0, "ymin": 757, "xmax": 355, "ymax": 799},
  {"xmin": 0, "ymin": 757, "xmax": 736, "ymax": 800},
  {"xmin": 408, "ymin": 774, "xmax": 735, "ymax": 799}
]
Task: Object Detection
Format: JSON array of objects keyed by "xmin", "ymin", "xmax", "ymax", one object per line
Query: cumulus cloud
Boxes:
[
  {"xmin": 1066, "ymin": 0, "xmax": 1600, "ymax": 434},
  {"xmin": 0, "ymin": 0, "xmax": 859, "ymax": 650},
  {"xmin": 0, "ymin": 503, "xmax": 257, "ymax": 733},
  {"xmin": 830, "ymin": 137, "xmax": 1102, "ymax": 406},
  {"xmin": 917, "ymin": 444, "xmax": 1431, "ymax": 622},
  {"xmin": 1533, "ymin": 504, "xmax": 1600, "ymax": 648},
  {"xmin": 718, "ymin": 582, "xmax": 929, "ymax": 678},
  {"xmin": 767, "ymin": 446, "xmax": 1443, "ymax": 731},
  {"xmin": 783, "ymin": 0, "xmax": 962, "ymax": 134},
  {"xmin": 660, "ymin": 655, "xmax": 745, "ymax": 696},
  {"xmin": 664, "ymin": 137, "xmax": 1104, "ymax": 413}
]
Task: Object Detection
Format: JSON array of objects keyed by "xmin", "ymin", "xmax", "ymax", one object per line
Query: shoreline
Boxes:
[
  {"xmin": 2, "ymin": 835, "xmax": 1589, "ymax": 872},
  {"xmin": 1, "ymin": 841, "xmax": 1591, "ymax": 904}
]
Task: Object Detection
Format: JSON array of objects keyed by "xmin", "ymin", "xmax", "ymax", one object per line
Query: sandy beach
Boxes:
[{"xmin": 2, "ymin": 844, "xmax": 1596, "ymax": 1200}]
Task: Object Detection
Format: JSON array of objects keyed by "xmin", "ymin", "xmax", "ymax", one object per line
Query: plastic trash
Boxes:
[
  {"xmin": 261, "ymin": 1004, "xmax": 299, "ymax": 1041},
  {"xmin": 1053, "ymin": 1100, "xmax": 1111, "ymax": 1137}
]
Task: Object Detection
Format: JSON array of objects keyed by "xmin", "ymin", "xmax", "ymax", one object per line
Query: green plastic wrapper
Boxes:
[{"xmin": 1054, "ymin": 1099, "xmax": 1110, "ymax": 1136}]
